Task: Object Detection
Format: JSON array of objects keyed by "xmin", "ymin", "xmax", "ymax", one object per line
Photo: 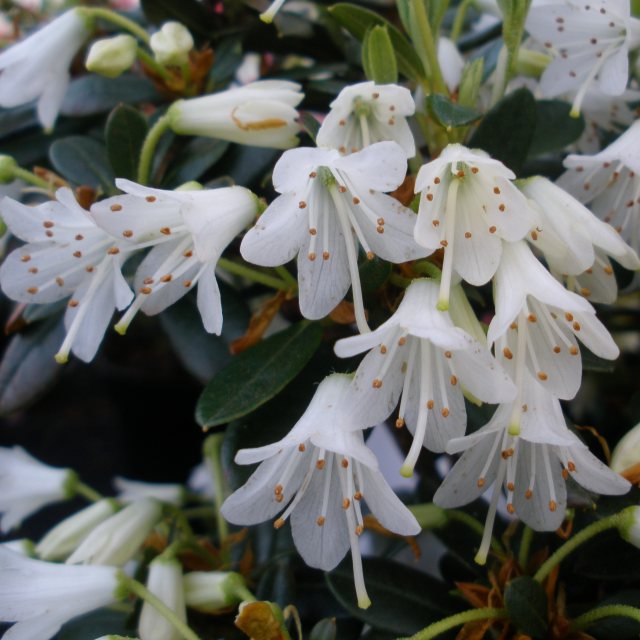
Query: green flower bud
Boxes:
[
  {"xmin": 0, "ymin": 156, "xmax": 17, "ymax": 184},
  {"xmin": 150, "ymin": 22, "xmax": 194, "ymax": 66},
  {"xmin": 86, "ymin": 35, "xmax": 137, "ymax": 79}
]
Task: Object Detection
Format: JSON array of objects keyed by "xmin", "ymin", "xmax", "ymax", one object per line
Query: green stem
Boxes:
[
  {"xmin": 137, "ymin": 115, "xmax": 171, "ymax": 185},
  {"xmin": 12, "ymin": 167, "xmax": 54, "ymax": 191},
  {"xmin": 203, "ymin": 434, "xmax": 230, "ymax": 546},
  {"xmin": 75, "ymin": 481, "xmax": 103, "ymax": 503},
  {"xmin": 571, "ymin": 605, "xmax": 640, "ymax": 631},
  {"xmin": 217, "ymin": 257, "xmax": 293, "ymax": 292},
  {"xmin": 275, "ymin": 265, "xmax": 298, "ymax": 290},
  {"xmin": 409, "ymin": 0, "xmax": 448, "ymax": 95},
  {"xmin": 79, "ymin": 7, "xmax": 151, "ymax": 44},
  {"xmin": 518, "ymin": 525, "xmax": 533, "ymax": 569},
  {"xmin": 390, "ymin": 273, "xmax": 413, "ymax": 288},
  {"xmin": 533, "ymin": 511, "xmax": 625, "ymax": 583},
  {"xmin": 448, "ymin": 509, "xmax": 505, "ymax": 556},
  {"xmin": 451, "ymin": 0, "xmax": 473, "ymax": 42},
  {"xmin": 119, "ymin": 574, "xmax": 202, "ymax": 640},
  {"xmin": 137, "ymin": 48, "xmax": 172, "ymax": 80},
  {"xmin": 399, "ymin": 607, "xmax": 507, "ymax": 640}
]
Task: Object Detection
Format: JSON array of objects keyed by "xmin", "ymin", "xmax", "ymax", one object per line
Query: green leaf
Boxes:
[
  {"xmin": 60, "ymin": 74, "xmax": 160, "ymax": 117},
  {"xmin": 140, "ymin": 0, "xmax": 216, "ymax": 35},
  {"xmin": 299, "ymin": 112, "xmax": 322, "ymax": 142},
  {"xmin": 326, "ymin": 557, "xmax": 461, "ymax": 635},
  {"xmin": 162, "ymin": 137, "xmax": 229, "ymax": 188},
  {"xmin": 329, "ymin": 4, "xmax": 425, "ymax": 80},
  {"xmin": 528, "ymin": 100, "xmax": 585, "ymax": 157},
  {"xmin": 503, "ymin": 576, "xmax": 548, "ymax": 638},
  {"xmin": 468, "ymin": 87, "xmax": 537, "ymax": 175},
  {"xmin": 584, "ymin": 590, "xmax": 640, "ymax": 640},
  {"xmin": 49, "ymin": 136, "xmax": 116, "ymax": 193},
  {"xmin": 0, "ymin": 315, "xmax": 66, "ymax": 416},
  {"xmin": 458, "ymin": 58, "xmax": 484, "ymax": 109},
  {"xmin": 498, "ymin": 0, "xmax": 532, "ymax": 77},
  {"xmin": 159, "ymin": 287, "xmax": 249, "ymax": 384},
  {"xmin": 57, "ymin": 608, "xmax": 130, "ymax": 640},
  {"xmin": 426, "ymin": 94, "xmax": 481, "ymax": 129},
  {"xmin": 105, "ymin": 104, "xmax": 148, "ymax": 181},
  {"xmin": 0, "ymin": 104, "xmax": 39, "ymax": 139},
  {"xmin": 359, "ymin": 255, "xmax": 392, "ymax": 294},
  {"xmin": 310, "ymin": 618, "xmax": 337, "ymax": 640},
  {"xmin": 209, "ymin": 37, "xmax": 243, "ymax": 86},
  {"xmin": 196, "ymin": 322, "xmax": 323, "ymax": 428},
  {"xmin": 362, "ymin": 26, "xmax": 398, "ymax": 84}
]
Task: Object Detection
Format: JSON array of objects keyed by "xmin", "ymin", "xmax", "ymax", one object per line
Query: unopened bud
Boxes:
[
  {"xmin": 618, "ymin": 506, "xmax": 640, "ymax": 548},
  {"xmin": 150, "ymin": 22, "xmax": 193, "ymax": 66},
  {"xmin": 184, "ymin": 571, "xmax": 250, "ymax": 613},
  {"xmin": 0, "ymin": 155, "xmax": 17, "ymax": 184},
  {"xmin": 86, "ymin": 35, "xmax": 137, "ymax": 78}
]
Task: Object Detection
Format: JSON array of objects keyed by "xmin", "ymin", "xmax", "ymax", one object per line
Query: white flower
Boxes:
[
  {"xmin": 91, "ymin": 179, "xmax": 257, "ymax": 335},
  {"xmin": 438, "ymin": 38, "xmax": 465, "ymax": 93},
  {"xmin": 414, "ymin": 144, "xmax": 536, "ymax": 310},
  {"xmin": 488, "ymin": 240, "xmax": 618, "ymax": 400},
  {"xmin": 139, "ymin": 556, "xmax": 186, "ymax": 640},
  {"xmin": 434, "ymin": 372, "xmax": 630, "ymax": 564},
  {"xmin": 0, "ymin": 547, "xmax": 121, "ymax": 640},
  {"xmin": 0, "ymin": 188, "xmax": 134, "ymax": 363},
  {"xmin": 0, "ymin": 10, "xmax": 90, "ymax": 130},
  {"xmin": 221, "ymin": 374, "xmax": 420, "ymax": 609},
  {"xmin": 167, "ymin": 80, "xmax": 303, "ymax": 149},
  {"xmin": 0, "ymin": 446, "xmax": 75, "ymax": 532},
  {"xmin": 85, "ymin": 35, "xmax": 137, "ymax": 79},
  {"xmin": 36, "ymin": 500, "xmax": 118, "ymax": 561},
  {"xmin": 114, "ymin": 477, "xmax": 184, "ymax": 506},
  {"xmin": 520, "ymin": 176, "xmax": 640, "ymax": 279},
  {"xmin": 526, "ymin": 0, "xmax": 640, "ymax": 115},
  {"xmin": 316, "ymin": 81, "xmax": 416, "ymax": 157},
  {"xmin": 334, "ymin": 279, "xmax": 515, "ymax": 475},
  {"xmin": 184, "ymin": 571, "xmax": 247, "ymax": 612},
  {"xmin": 150, "ymin": 22, "xmax": 194, "ymax": 66},
  {"xmin": 611, "ymin": 421, "xmax": 640, "ymax": 473},
  {"xmin": 241, "ymin": 142, "xmax": 427, "ymax": 333},
  {"xmin": 66, "ymin": 498, "xmax": 162, "ymax": 566}
]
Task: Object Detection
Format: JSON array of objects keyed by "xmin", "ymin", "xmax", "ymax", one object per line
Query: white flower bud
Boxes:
[
  {"xmin": 184, "ymin": 571, "xmax": 247, "ymax": 613},
  {"xmin": 86, "ymin": 35, "xmax": 137, "ymax": 79},
  {"xmin": 611, "ymin": 422, "xmax": 640, "ymax": 473},
  {"xmin": 619, "ymin": 506, "xmax": 640, "ymax": 548},
  {"xmin": 36, "ymin": 499, "xmax": 118, "ymax": 561},
  {"xmin": 66, "ymin": 498, "xmax": 162, "ymax": 566},
  {"xmin": 139, "ymin": 556, "xmax": 186, "ymax": 640},
  {"xmin": 150, "ymin": 22, "xmax": 194, "ymax": 66}
]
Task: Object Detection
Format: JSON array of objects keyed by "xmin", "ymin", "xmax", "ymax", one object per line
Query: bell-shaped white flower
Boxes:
[
  {"xmin": 66, "ymin": 498, "xmax": 162, "ymax": 566},
  {"xmin": 149, "ymin": 22, "xmax": 194, "ymax": 66},
  {"xmin": 414, "ymin": 144, "xmax": 536, "ymax": 310},
  {"xmin": 138, "ymin": 556, "xmax": 186, "ymax": 640},
  {"xmin": 0, "ymin": 446, "xmax": 75, "ymax": 533},
  {"xmin": 114, "ymin": 477, "xmax": 184, "ymax": 506},
  {"xmin": 91, "ymin": 179, "xmax": 257, "ymax": 335},
  {"xmin": 0, "ymin": 547, "xmax": 121, "ymax": 640},
  {"xmin": 334, "ymin": 279, "xmax": 516, "ymax": 475},
  {"xmin": 434, "ymin": 371, "xmax": 630, "ymax": 564},
  {"xmin": 488, "ymin": 240, "xmax": 618, "ymax": 400},
  {"xmin": 526, "ymin": 0, "xmax": 640, "ymax": 115},
  {"xmin": 167, "ymin": 80, "xmax": 303, "ymax": 149},
  {"xmin": 184, "ymin": 571, "xmax": 248, "ymax": 612},
  {"xmin": 520, "ymin": 176, "xmax": 640, "ymax": 279},
  {"xmin": 0, "ymin": 188, "xmax": 134, "ymax": 363},
  {"xmin": 36, "ymin": 499, "xmax": 118, "ymax": 561},
  {"xmin": 316, "ymin": 81, "xmax": 416, "ymax": 157},
  {"xmin": 221, "ymin": 374, "xmax": 421, "ymax": 609},
  {"xmin": 0, "ymin": 10, "xmax": 90, "ymax": 130},
  {"xmin": 611, "ymin": 421, "xmax": 640, "ymax": 473},
  {"xmin": 85, "ymin": 35, "xmax": 137, "ymax": 79},
  {"xmin": 241, "ymin": 142, "xmax": 427, "ymax": 333}
]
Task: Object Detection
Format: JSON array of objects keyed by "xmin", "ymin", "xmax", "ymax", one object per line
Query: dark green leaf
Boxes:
[
  {"xmin": 299, "ymin": 112, "xmax": 322, "ymax": 142},
  {"xmin": 162, "ymin": 137, "xmax": 229, "ymax": 188},
  {"xmin": 469, "ymin": 87, "xmax": 537, "ymax": 174},
  {"xmin": 310, "ymin": 618, "xmax": 337, "ymax": 640},
  {"xmin": 0, "ymin": 315, "xmax": 66, "ymax": 416},
  {"xmin": 196, "ymin": 322, "xmax": 323, "ymax": 428},
  {"xmin": 22, "ymin": 300, "xmax": 68, "ymax": 324},
  {"xmin": 504, "ymin": 576, "xmax": 548, "ymax": 638},
  {"xmin": 326, "ymin": 557, "xmax": 461, "ymax": 635},
  {"xmin": 359, "ymin": 255, "xmax": 392, "ymax": 294},
  {"xmin": 105, "ymin": 104, "xmax": 148, "ymax": 181},
  {"xmin": 209, "ymin": 37, "xmax": 244, "ymax": 85},
  {"xmin": 60, "ymin": 74, "xmax": 160, "ymax": 117},
  {"xmin": 140, "ymin": 0, "xmax": 216, "ymax": 35},
  {"xmin": 582, "ymin": 590, "xmax": 640, "ymax": 640},
  {"xmin": 328, "ymin": 4, "xmax": 424, "ymax": 80},
  {"xmin": 581, "ymin": 342, "xmax": 616, "ymax": 373},
  {"xmin": 528, "ymin": 100, "xmax": 585, "ymax": 157},
  {"xmin": 56, "ymin": 608, "xmax": 130, "ymax": 640},
  {"xmin": 574, "ymin": 530, "xmax": 640, "ymax": 580},
  {"xmin": 49, "ymin": 136, "xmax": 115, "ymax": 193},
  {"xmin": 426, "ymin": 94, "xmax": 481, "ymax": 128},
  {"xmin": 0, "ymin": 104, "xmax": 39, "ymax": 139},
  {"xmin": 159, "ymin": 286, "xmax": 249, "ymax": 384}
]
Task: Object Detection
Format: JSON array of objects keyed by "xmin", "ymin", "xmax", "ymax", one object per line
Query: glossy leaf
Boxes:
[
  {"xmin": 196, "ymin": 322, "xmax": 323, "ymax": 428},
  {"xmin": 57, "ymin": 609, "xmax": 130, "ymax": 640},
  {"xmin": 503, "ymin": 576, "xmax": 548, "ymax": 638},
  {"xmin": 140, "ymin": 0, "xmax": 216, "ymax": 35},
  {"xmin": 468, "ymin": 87, "xmax": 537, "ymax": 175},
  {"xmin": 310, "ymin": 618, "xmax": 337, "ymax": 640},
  {"xmin": 326, "ymin": 557, "xmax": 461, "ymax": 635},
  {"xmin": 328, "ymin": 4, "xmax": 424, "ymax": 81},
  {"xmin": 162, "ymin": 137, "xmax": 229, "ymax": 188},
  {"xmin": 49, "ymin": 136, "xmax": 116, "ymax": 193},
  {"xmin": 528, "ymin": 100, "xmax": 585, "ymax": 157},
  {"xmin": 105, "ymin": 104, "xmax": 148, "ymax": 181},
  {"xmin": 426, "ymin": 94, "xmax": 481, "ymax": 128}
]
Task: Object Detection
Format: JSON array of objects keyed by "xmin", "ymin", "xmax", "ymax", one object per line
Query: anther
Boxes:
[
  {"xmin": 553, "ymin": 346, "xmax": 561, "ymax": 354},
  {"xmin": 380, "ymin": 345, "xmax": 387, "ymax": 354},
  {"xmin": 75, "ymin": 234, "xmax": 84, "ymax": 241},
  {"xmin": 274, "ymin": 518, "xmax": 285, "ymax": 529},
  {"xmin": 432, "ymin": 220, "xmax": 440, "ymax": 227},
  {"xmin": 444, "ymin": 351, "xmax": 452, "ymax": 358},
  {"xmin": 298, "ymin": 443, "xmax": 306, "ymax": 452},
  {"xmin": 308, "ymin": 252, "xmax": 316, "ymax": 261},
  {"xmin": 342, "ymin": 498, "xmax": 350, "ymax": 509},
  {"xmin": 354, "ymin": 491, "xmax": 363, "ymax": 501},
  {"xmin": 537, "ymin": 372, "xmax": 548, "ymax": 381},
  {"xmin": 122, "ymin": 230, "xmax": 133, "ymax": 238},
  {"xmin": 440, "ymin": 240, "xmax": 448, "ymax": 247},
  {"xmin": 316, "ymin": 459, "xmax": 325, "ymax": 470},
  {"xmin": 450, "ymin": 375, "xmax": 457, "ymax": 386},
  {"xmin": 427, "ymin": 400, "xmax": 434, "ymax": 409},
  {"xmin": 568, "ymin": 461, "xmax": 576, "ymax": 472},
  {"xmin": 140, "ymin": 287, "xmax": 152, "ymax": 295},
  {"xmin": 376, "ymin": 226, "xmax": 384, "ymax": 233},
  {"xmin": 299, "ymin": 201, "xmax": 307, "ymax": 209},
  {"xmin": 355, "ymin": 525, "xmax": 364, "ymax": 536},
  {"xmin": 73, "ymin": 251, "xmax": 82, "ymax": 258},
  {"xmin": 493, "ymin": 187, "xmax": 500, "ymax": 194},
  {"xmin": 68, "ymin": 300, "xmax": 79, "ymax": 308},
  {"xmin": 489, "ymin": 226, "xmax": 497, "ymax": 233},
  {"xmin": 160, "ymin": 274, "xmax": 172, "ymax": 283},
  {"xmin": 28, "ymin": 267, "xmax": 37, "ymax": 274},
  {"xmin": 471, "ymin": 167, "xmax": 479, "ymax": 174},
  {"xmin": 86, "ymin": 266, "xmax": 94, "ymax": 273},
  {"xmin": 398, "ymin": 337, "xmax": 407, "ymax": 346},
  {"xmin": 309, "ymin": 228, "xmax": 317, "ymax": 236},
  {"xmin": 27, "ymin": 287, "xmax": 38, "ymax": 294},
  {"xmin": 309, "ymin": 171, "xmax": 317, "ymax": 178},
  {"xmin": 275, "ymin": 494, "xmax": 284, "ymax": 502},
  {"xmin": 377, "ymin": 218, "xmax": 385, "ymax": 225},
  {"xmin": 531, "ymin": 230, "xmax": 538, "ymax": 241},
  {"xmin": 353, "ymin": 197, "xmax": 360, "ymax": 205},
  {"xmin": 183, "ymin": 250, "xmax": 193, "ymax": 258},
  {"xmin": 464, "ymin": 232, "xmax": 472, "ymax": 238},
  {"xmin": 528, "ymin": 313, "xmax": 537, "ymax": 323},
  {"xmin": 507, "ymin": 503, "xmax": 515, "ymax": 514},
  {"xmin": 160, "ymin": 227, "xmax": 171, "ymax": 235},
  {"xmin": 316, "ymin": 516, "xmax": 325, "ymax": 526},
  {"xmin": 146, "ymin": 196, "xmax": 156, "ymax": 203},
  {"xmin": 43, "ymin": 221, "xmax": 54, "ymax": 228},
  {"xmin": 525, "ymin": 489, "xmax": 533, "ymax": 499},
  {"xmin": 338, "ymin": 186, "xmax": 347, "ymax": 193},
  {"xmin": 503, "ymin": 347, "xmax": 513, "ymax": 359},
  {"xmin": 565, "ymin": 312, "xmax": 574, "ymax": 321},
  {"xmin": 441, "ymin": 408, "xmax": 450, "ymax": 417},
  {"xmin": 110, "ymin": 204, "xmax": 122, "ymax": 212},
  {"xmin": 275, "ymin": 484, "xmax": 283, "ymax": 495},
  {"xmin": 322, "ymin": 251, "xmax": 330, "ymax": 260},
  {"xmin": 55, "ymin": 277, "xmax": 64, "ymax": 287},
  {"xmin": 183, "ymin": 280, "xmax": 192, "ymax": 287},
  {"xmin": 549, "ymin": 500, "xmax": 557, "ymax": 512},
  {"xmin": 366, "ymin": 251, "xmax": 374, "ymax": 260},
  {"xmin": 341, "ymin": 458, "xmax": 349, "ymax": 468},
  {"xmin": 45, "ymin": 230, "xmax": 53, "ymax": 237},
  {"xmin": 562, "ymin": 469, "xmax": 569, "ymax": 480},
  {"xmin": 434, "ymin": 177, "xmax": 441, "ymax": 184},
  {"xmin": 107, "ymin": 247, "xmax": 120, "ymax": 255},
  {"xmin": 477, "ymin": 477, "xmax": 485, "ymax": 487},
  {"xmin": 426, "ymin": 193, "xmax": 434, "ymax": 201},
  {"xmin": 395, "ymin": 418, "xmax": 405, "ymax": 428},
  {"xmin": 20, "ymin": 255, "xmax": 31, "ymax": 262},
  {"xmin": 499, "ymin": 204, "xmax": 506, "ymax": 212},
  {"xmin": 507, "ymin": 482, "xmax": 515, "ymax": 491},
  {"xmin": 501, "ymin": 448, "xmax": 514, "ymax": 459},
  {"xmin": 143, "ymin": 277, "xmax": 154, "ymax": 285},
  {"xmin": 572, "ymin": 322, "xmax": 581, "ymax": 331},
  {"xmin": 372, "ymin": 379, "xmax": 382, "ymax": 388}
]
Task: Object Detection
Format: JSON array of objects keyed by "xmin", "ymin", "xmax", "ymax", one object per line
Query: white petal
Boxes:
[{"xmin": 569, "ymin": 445, "xmax": 630, "ymax": 494}]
